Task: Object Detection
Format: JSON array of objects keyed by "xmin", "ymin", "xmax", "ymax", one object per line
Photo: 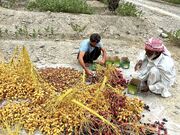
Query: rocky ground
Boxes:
[
  {"xmin": 125, "ymin": 0, "xmax": 180, "ymax": 31},
  {"xmin": 0, "ymin": 0, "xmax": 180, "ymax": 134}
]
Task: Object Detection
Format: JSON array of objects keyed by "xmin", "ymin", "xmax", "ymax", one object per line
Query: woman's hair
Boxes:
[{"xmin": 90, "ymin": 33, "xmax": 101, "ymax": 43}]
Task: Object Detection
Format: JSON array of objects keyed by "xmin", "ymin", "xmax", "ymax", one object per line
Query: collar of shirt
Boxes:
[{"xmin": 148, "ymin": 53, "xmax": 163, "ymax": 66}]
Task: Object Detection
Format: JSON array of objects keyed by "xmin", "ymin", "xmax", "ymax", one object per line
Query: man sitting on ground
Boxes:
[
  {"xmin": 77, "ymin": 33, "xmax": 107, "ymax": 75},
  {"xmin": 135, "ymin": 38, "xmax": 176, "ymax": 97}
]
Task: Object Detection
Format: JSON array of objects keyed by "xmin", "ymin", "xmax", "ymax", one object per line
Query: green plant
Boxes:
[
  {"xmin": 27, "ymin": 0, "xmax": 37, "ymax": 11},
  {"xmin": 44, "ymin": 26, "xmax": 50, "ymax": 33},
  {"xmin": 23, "ymin": 25, "xmax": 29, "ymax": 37},
  {"xmin": 27, "ymin": 0, "xmax": 93, "ymax": 14},
  {"xmin": 98, "ymin": 0, "xmax": 108, "ymax": 4},
  {"xmin": 9, "ymin": 0, "xmax": 16, "ymax": 7},
  {"xmin": 1, "ymin": 0, "xmax": 16, "ymax": 8},
  {"xmin": 70, "ymin": 23, "xmax": 87, "ymax": 33},
  {"xmin": 162, "ymin": 0, "xmax": 180, "ymax": 4},
  {"xmin": 18, "ymin": 27, "xmax": 23, "ymax": 35},
  {"xmin": 168, "ymin": 29, "xmax": 180, "ymax": 46},
  {"xmin": 116, "ymin": 2, "xmax": 142, "ymax": 17},
  {"xmin": 5, "ymin": 29, "xmax": 8, "ymax": 34},
  {"xmin": 37, "ymin": 29, "xmax": 41, "ymax": 36},
  {"xmin": 44, "ymin": 26, "xmax": 54, "ymax": 36},
  {"xmin": 50, "ymin": 27, "xmax": 54, "ymax": 35},
  {"xmin": 14, "ymin": 25, "xmax": 29, "ymax": 38},
  {"xmin": 15, "ymin": 31, "xmax": 18, "ymax": 38},
  {"xmin": 32, "ymin": 29, "xmax": 37, "ymax": 38}
]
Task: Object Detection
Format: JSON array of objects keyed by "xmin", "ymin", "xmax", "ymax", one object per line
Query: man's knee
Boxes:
[
  {"xmin": 150, "ymin": 67, "xmax": 159, "ymax": 75},
  {"xmin": 148, "ymin": 67, "xmax": 160, "ymax": 83},
  {"xmin": 91, "ymin": 47, "xmax": 101, "ymax": 60}
]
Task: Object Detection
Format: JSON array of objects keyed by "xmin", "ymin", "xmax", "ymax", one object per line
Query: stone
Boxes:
[
  {"xmin": 162, "ymin": 118, "xmax": 168, "ymax": 122},
  {"xmin": 108, "ymin": 48, "xmax": 113, "ymax": 52},
  {"xmin": 32, "ymin": 56, "xmax": 40, "ymax": 63},
  {"xmin": 72, "ymin": 52, "xmax": 78, "ymax": 55},
  {"xmin": 9, "ymin": 14, "xmax": 14, "ymax": 17},
  {"xmin": 55, "ymin": 39, "xmax": 60, "ymax": 41},
  {"xmin": 126, "ymin": 31, "xmax": 130, "ymax": 35},
  {"xmin": 110, "ymin": 29, "xmax": 114, "ymax": 35},
  {"xmin": 173, "ymin": 111, "xmax": 179, "ymax": 115},
  {"xmin": 51, "ymin": 60, "xmax": 58, "ymax": 64},
  {"xmin": 175, "ymin": 105, "xmax": 180, "ymax": 110},
  {"xmin": 47, "ymin": 11, "xmax": 51, "ymax": 15},
  {"xmin": 160, "ymin": 32, "xmax": 168, "ymax": 38},
  {"xmin": 39, "ymin": 45, "xmax": 45, "ymax": 48},
  {"xmin": 115, "ymin": 51, "xmax": 120, "ymax": 54},
  {"xmin": 114, "ymin": 35, "xmax": 119, "ymax": 39},
  {"xmin": 74, "ymin": 47, "xmax": 79, "ymax": 49}
]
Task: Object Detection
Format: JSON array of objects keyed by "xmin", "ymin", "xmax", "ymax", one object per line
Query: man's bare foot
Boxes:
[{"xmin": 140, "ymin": 85, "xmax": 149, "ymax": 92}]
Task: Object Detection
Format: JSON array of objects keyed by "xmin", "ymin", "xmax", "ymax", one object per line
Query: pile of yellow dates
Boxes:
[{"xmin": 0, "ymin": 47, "xmax": 154, "ymax": 135}]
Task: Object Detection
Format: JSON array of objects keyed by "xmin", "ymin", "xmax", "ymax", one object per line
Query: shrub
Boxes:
[
  {"xmin": 116, "ymin": 2, "xmax": 142, "ymax": 17},
  {"xmin": 98, "ymin": 0, "xmax": 108, "ymax": 4},
  {"xmin": 0, "ymin": 0, "xmax": 16, "ymax": 8},
  {"xmin": 162, "ymin": 0, "xmax": 180, "ymax": 4},
  {"xmin": 27, "ymin": 0, "xmax": 93, "ymax": 14},
  {"xmin": 168, "ymin": 29, "xmax": 180, "ymax": 46},
  {"xmin": 27, "ymin": 0, "xmax": 37, "ymax": 10}
]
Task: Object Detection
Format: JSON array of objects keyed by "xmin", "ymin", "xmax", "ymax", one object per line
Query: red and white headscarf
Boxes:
[
  {"xmin": 145, "ymin": 38, "xmax": 164, "ymax": 52},
  {"xmin": 145, "ymin": 38, "xmax": 171, "ymax": 56}
]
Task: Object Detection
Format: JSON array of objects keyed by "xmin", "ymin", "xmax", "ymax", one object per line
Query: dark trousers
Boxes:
[{"xmin": 77, "ymin": 47, "xmax": 101, "ymax": 63}]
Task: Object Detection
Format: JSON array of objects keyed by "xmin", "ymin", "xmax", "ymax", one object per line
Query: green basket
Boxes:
[
  {"xmin": 89, "ymin": 63, "xmax": 96, "ymax": 71},
  {"xmin": 105, "ymin": 60, "xmax": 113, "ymax": 66},
  {"xmin": 113, "ymin": 60, "xmax": 121, "ymax": 67},
  {"xmin": 120, "ymin": 61, "xmax": 130, "ymax": 69},
  {"xmin": 128, "ymin": 84, "xmax": 138, "ymax": 95}
]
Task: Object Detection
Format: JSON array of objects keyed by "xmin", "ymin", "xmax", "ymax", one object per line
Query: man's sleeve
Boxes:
[
  {"xmin": 137, "ymin": 51, "xmax": 146, "ymax": 61},
  {"xmin": 79, "ymin": 41, "xmax": 88, "ymax": 52},
  {"xmin": 99, "ymin": 42, "xmax": 103, "ymax": 48}
]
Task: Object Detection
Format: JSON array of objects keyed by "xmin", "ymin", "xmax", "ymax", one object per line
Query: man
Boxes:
[
  {"xmin": 135, "ymin": 38, "xmax": 176, "ymax": 97},
  {"xmin": 78, "ymin": 33, "xmax": 107, "ymax": 75}
]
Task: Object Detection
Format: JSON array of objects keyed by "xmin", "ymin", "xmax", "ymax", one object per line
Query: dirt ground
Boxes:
[{"xmin": 0, "ymin": 0, "xmax": 180, "ymax": 134}]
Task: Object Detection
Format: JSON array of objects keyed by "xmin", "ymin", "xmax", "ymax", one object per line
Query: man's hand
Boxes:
[
  {"xmin": 135, "ymin": 60, "xmax": 143, "ymax": 71},
  {"xmin": 98, "ymin": 59, "xmax": 105, "ymax": 65},
  {"xmin": 101, "ymin": 48, "xmax": 107, "ymax": 65},
  {"xmin": 85, "ymin": 69, "xmax": 94, "ymax": 76},
  {"xmin": 78, "ymin": 52, "xmax": 92, "ymax": 76}
]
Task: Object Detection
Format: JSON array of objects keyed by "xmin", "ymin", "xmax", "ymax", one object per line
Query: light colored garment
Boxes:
[
  {"xmin": 79, "ymin": 39, "xmax": 103, "ymax": 53},
  {"xmin": 137, "ymin": 53, "xmax": 176, "ymax": 97}
]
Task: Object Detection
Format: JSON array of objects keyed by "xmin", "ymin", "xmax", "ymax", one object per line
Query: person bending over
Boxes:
[{"xmin": 78, "ymin": 33, "xmax": 107, "ymax": 75}]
